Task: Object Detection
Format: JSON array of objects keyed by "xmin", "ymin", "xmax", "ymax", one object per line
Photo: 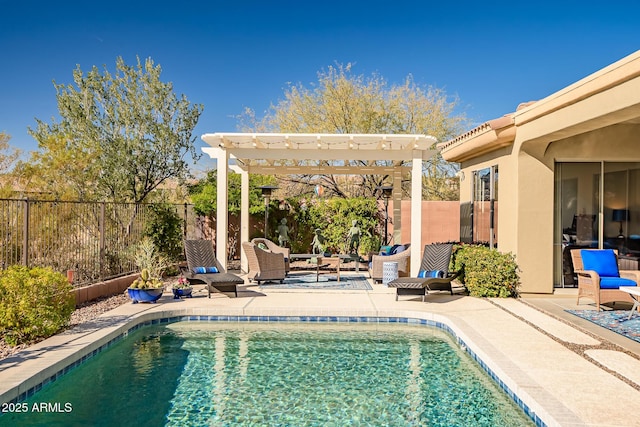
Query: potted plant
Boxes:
[
  {"xmin": 127, "ymin": 238, "xmax": 168, "ymax": 304},
  {"xmin": 127, "ymin": 268, "xmax": 165, "ymax": 303},
  {"xmin": 172, "ymin": 276, "xmax": 193, "ymax": 299}
]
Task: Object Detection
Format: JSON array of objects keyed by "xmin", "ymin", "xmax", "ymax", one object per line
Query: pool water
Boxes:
[{"xmin": 5, "ymin": 322, "xmax": 534, "ymax": 426}]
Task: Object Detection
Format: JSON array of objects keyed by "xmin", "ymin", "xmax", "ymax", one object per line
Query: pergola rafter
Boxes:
[{"xmin": 201, "ymin": 132, "xmax": 438, "ymax": 275}]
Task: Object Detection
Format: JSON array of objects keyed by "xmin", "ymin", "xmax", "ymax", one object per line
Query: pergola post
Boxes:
[
  {"xmin": 410, "ymin": 150, "xmax": 423, "ymax": 275},
  {"xmin": 215, "ymin": 147, "xmax": 229, "ymax": 271},
  {"xmin": 231, "ymin": 165, "xmax": 250, "ymax": 273}
]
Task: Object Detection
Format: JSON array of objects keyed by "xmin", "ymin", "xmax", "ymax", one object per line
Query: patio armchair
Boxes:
[
  {"xmin": 570, "ymin": 248, "xmax": 638, "ymax": 311},
  {"xmin": 251, "ymin": 237, "xmax": 290, "ymax": 272},
  {"xmin": 183, "ymin": 240, "xmax": 245, "ymax": 298},
  {"xmin": 242, "ymin": 241, "xmax": 287, "ymax": 284},
  {"xmin": 368, "ymin": 244, "xmax": 411, "ymax": 283},
  {"xmin": 388, "ymin": 243, "xmax": 463, "ymax": 302}
]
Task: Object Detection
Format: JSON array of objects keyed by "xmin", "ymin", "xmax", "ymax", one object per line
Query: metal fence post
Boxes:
[
  {"xmin": 22, "ymin": 199, "xmax": 29, "ymax": 267},
  {"xmin": 99, "ymin": 202, "xmax": 105, "ymax": 281},
  {"xmin": 183, "ymin": 202, "xmax": 188, "ymax": 239}
]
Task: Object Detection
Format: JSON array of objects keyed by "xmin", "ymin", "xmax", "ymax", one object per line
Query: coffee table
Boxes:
[
  {"xmin": 315, "ymin": 256, "xmax": 341, "ymax": 282},
  {"xmin": 620, "ymin": 286, "xmax": 640, "ymax": 319},
  {"xmin": 289, "ymin": 254, "xmax": 357, "ymax": 282}
]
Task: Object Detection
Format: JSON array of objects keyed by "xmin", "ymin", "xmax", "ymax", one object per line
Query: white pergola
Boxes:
[{"xmin": 201, "ymin": 133, "xmax": 438, "ymax": 276}]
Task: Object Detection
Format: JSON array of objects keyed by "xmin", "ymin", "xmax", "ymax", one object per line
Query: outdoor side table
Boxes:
[
  {"xmin": 382, "ymin": 261, "xmax": 399, "ymax": 286},
  {"xmin": 619, "ymin": 286, "xmax": 640, "ymax": 320}
]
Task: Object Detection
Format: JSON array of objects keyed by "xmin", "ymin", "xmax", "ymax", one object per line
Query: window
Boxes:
[{"xmin": 467, "ymin": 165, "xmax": 498, "ymax": 246}]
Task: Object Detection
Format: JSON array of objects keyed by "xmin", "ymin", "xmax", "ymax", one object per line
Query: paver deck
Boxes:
[{"xmin": 1, "ymin": 276, "xmax": 640, "ymax": 426}]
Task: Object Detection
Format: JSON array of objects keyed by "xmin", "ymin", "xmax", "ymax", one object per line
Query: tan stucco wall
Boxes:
[{"xmin": 443, "ymin": 51, "xmax": 640, "ymax": 294}]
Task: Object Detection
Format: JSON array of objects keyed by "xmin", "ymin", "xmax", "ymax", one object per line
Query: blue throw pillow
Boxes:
[
  {"xmin": 418, "ymin": 270, "xmax": 445, "ymax": 278},
  {"xmin": 391, "ymin": 245, "xmax": 405, "ymax": 255},
  {"xmin": 193, "ymin": 266, "xmax": 218, "ymax": 274},
  {"xmin": 580, "ymin": 250, "xmax": 619, "ymax": 277}
]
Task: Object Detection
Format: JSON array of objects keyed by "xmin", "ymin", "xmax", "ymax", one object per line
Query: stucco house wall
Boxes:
[{"xmin": 440, "ymin": 50, "xmax": 640, "ymax": 294}]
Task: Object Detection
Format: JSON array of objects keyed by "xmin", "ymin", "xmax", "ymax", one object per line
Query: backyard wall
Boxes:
[
  {"xmin": 72, "ymin": 274, "xmax": 138, "ymax": 306},
  {"xmin": 397, "ymin": 200, "xmax": 460, "ymax": 246}
]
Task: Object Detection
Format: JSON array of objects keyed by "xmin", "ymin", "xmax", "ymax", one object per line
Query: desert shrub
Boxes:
[
  {"xmin": 0, "ymin": 266, "xmax": 75, "ymax": 346},
  {"xmin": 145, "ymin": 202, "xmax": 184, "ymax": 263},
  {"xmin": 453, "ymin": 244, "xmax": 520, "ymax": 298},
  {"xmin": 132, "ymin": 237, "xmax": 169, "ymax": 279}
]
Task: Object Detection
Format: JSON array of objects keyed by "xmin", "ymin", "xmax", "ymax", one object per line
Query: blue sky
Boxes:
[{"xmin": 2, "ymin": 1, "xmax": 639, "ymax": 173}]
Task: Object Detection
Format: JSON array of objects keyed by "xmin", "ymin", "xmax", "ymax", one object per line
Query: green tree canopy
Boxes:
[
  {"xmin": 0, "ymin": 132, "xmax": 20, "ymax": 174},
  {"xmin": 0, "ymin": 132, "xmax": 21, "ymax": 198},
  {"xmin": 188, "ymin": 170, "xmax": 278, "ymax": 217},
  {"xmin": 26, "ymin": 56, "xmax": 203, "ymax": 203},
  {"xmin": 238, "ymin": 63, "xmax": 466, "ymax": 200}
]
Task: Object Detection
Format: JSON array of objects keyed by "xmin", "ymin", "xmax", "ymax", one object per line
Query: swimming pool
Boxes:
[{"xmin": 3, "ymin": 322, "xmax": 534, "ymax": 426}]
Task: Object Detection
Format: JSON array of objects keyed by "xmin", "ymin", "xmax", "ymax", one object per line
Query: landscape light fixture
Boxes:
[
  {"xmin": 377, "ymin": 185, "xmax": 393, "ymax": 246},
  {"xmin": 260, "ymin": 185, "xmax": 279, "ymax": 238}
]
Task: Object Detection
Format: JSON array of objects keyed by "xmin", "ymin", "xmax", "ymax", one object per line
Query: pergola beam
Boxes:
[
  {"xmin": 202, "ymin": 147, "xmax": 436, "ymax": 162},
  {"xmin": 233, "ymin": 165, "xmax": 412, "ymax": 175}
]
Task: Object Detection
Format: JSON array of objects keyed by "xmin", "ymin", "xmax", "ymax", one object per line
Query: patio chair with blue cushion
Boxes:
[
  {"xmin": 183, "ymin": 240, "xmax": 245, "ymax": 298},
  {"xmin": 570, "ymin": 248, "xmax": 639, "ymax": 311}
]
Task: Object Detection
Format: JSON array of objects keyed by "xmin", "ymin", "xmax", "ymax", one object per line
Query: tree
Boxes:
[
  {"xmin": 27, "ymin": 56, "xmax": 203, "ymax": 203},
  {"xmin": 0, "ymin": 132, "xmax": 20, "ymax": 174},
  {"xmin": 0, "ymin": 132, "xmax": 21, "ymax": 197},
  {"xmin": 189, "ymin": 170, "xmax": 278, "ymax": 217},
  {"xmin": 238, "ymin": 63, "xmax": 467, "ymax": 200}
]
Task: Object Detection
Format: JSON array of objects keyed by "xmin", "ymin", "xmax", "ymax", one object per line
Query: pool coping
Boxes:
[{"xmin": 0, "ymin": 305, "xmax": 560, "ymax": 427}]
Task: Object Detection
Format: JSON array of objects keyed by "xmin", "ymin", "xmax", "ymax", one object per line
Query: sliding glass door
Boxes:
[{"xmin": 554, "ymin": 162, "xmax": 640, "ymax": 287}]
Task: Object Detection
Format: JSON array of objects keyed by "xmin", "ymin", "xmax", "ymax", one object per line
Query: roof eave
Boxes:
[{"xmin": 438, "ymin": 116, "xmax": 516, "ymax": 163}]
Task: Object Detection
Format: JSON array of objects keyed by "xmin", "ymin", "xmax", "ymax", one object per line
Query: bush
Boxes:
[
  {"xmin": 0, "ymin": 266, "xmax": 76, "ymax": 346},
  {"xmin": 453, "ymin": 244, "xmax": 520, "ymax": 298},
  {"xmin": 145, "ymin": 203, "xmax": 184, "ymax": 262}
]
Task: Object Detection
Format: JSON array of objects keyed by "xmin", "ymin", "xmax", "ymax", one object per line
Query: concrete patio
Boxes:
[{"xmin": 1, "ymin": 274, "xmax": 639, "ymax": 427}]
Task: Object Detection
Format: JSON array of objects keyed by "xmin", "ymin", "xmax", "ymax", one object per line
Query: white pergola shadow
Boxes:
[{"xmin": 201, "ymin": 133, "xmax": 437, "ymax": 275}]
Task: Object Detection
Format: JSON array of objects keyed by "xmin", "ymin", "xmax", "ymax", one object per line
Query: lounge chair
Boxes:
[
  {"xmin": 242, "ymin": 241, "xmax": 287, "ymax": 284},
  {"xmin": 570, "ymin": 248, "xmax": 638, "ymax": 310},
  {"xmin": 387, "ymin": 243, "xmax": 462, "ymax": 301},
  {"xmin": 183, "ymin": 240, "xmax": 245, "ymax": 298},
  {"xmin": 251, "ymin": 238, "xmax": 290, "ymax": 272},
  {"xmin": 368, "ymin": 244, "xmax": 411, "ymax": 283}
]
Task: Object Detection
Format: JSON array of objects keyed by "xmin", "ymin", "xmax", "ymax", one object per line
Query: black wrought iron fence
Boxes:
[{"xmin": 0, "ymin": 199, "xmax": 202, "ymax": 286}]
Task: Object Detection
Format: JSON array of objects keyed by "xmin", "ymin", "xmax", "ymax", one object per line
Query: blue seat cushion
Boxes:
[
  {"xmin": 418, "ymin": 270, "xmax": 445, "ymax": 279},
  {"xmin": 599, "ymin": 277, "xmax": 637, "ymax": 289},
  {"xmin": 193, "ymin": 266, "xmax": 218, "ymax": 274},
  {"xmin": 581, "ymin": 249, "xmax": 619, "ymax": 277}
]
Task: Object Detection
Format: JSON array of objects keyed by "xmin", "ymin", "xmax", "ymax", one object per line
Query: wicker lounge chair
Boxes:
[
  {"xmin": 251, "ymin": 238, "xmax": 290, "ymax": 272},
  {"xmin": 570, "ymin": 248, "xmax": 639, "ymax": 310},
  {"xmin": 387, "ymin": 243, "xmax": 462, "ymax": 301},
  {"xmin": 242, "ymin": 241, "xmax": 287, "ymax": 284},
  {"xmin": 183, "ymin": 240, "xmax": 244, "ymax": 298},
  {"xmin": 368, "ymin": 244, "xmax": 411, "ymax": 283}
]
